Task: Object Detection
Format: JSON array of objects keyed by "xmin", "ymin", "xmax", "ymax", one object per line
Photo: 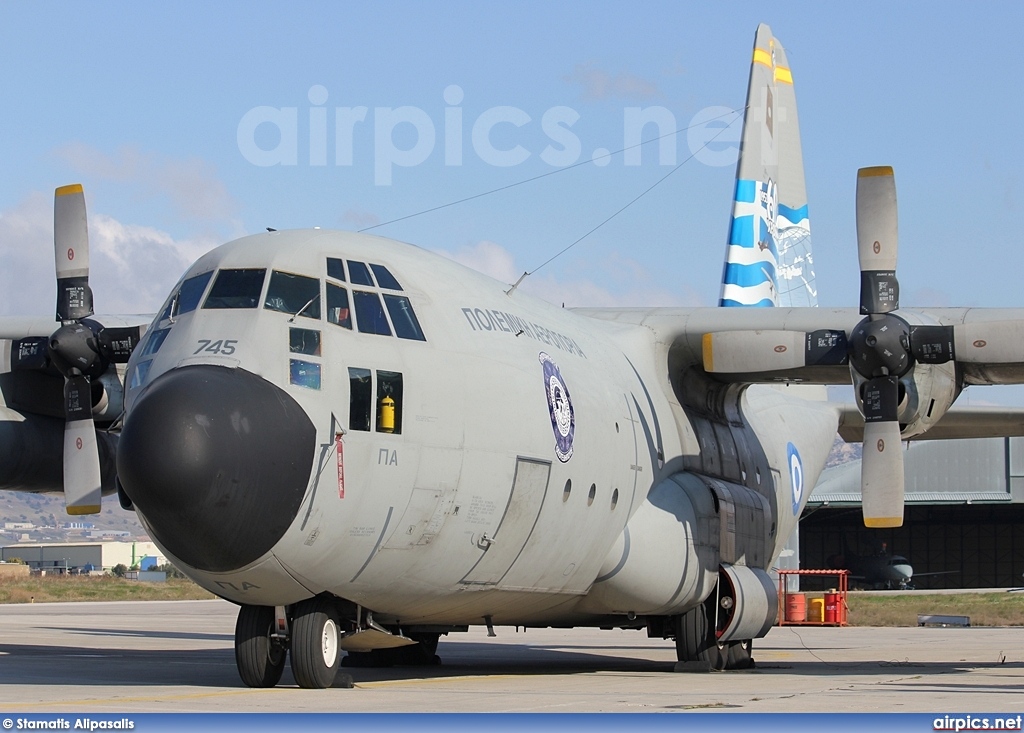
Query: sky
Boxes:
[{"xmin": 1, "ymin": 2, "xmax": 1022, "ymax": 330}]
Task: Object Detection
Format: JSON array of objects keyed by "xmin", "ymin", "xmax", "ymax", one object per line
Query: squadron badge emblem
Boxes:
[{"xmin": 539, "ymin": 351, "xmax": 575, "ymax": 463}]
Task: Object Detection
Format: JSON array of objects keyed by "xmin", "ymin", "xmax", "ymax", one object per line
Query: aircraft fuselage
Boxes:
[{"xmin": 116, "ymin": 229, "xmax": 838, "ymax": 629}]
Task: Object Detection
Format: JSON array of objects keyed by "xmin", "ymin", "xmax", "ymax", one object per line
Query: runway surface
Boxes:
[{"xmin": 0, "ymin": 599, "xmax": 1020, "ymax": 713}]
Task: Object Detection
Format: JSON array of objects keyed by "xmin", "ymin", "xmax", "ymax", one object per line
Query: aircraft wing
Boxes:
[
  {"xmin": 574, "ymin": 306, "xmax": 1024, "ymax": 387},
  {"xmin": 837, "ymin": 404, "xmax": 1024, "ymax": 442},
  {"xmin": 0, "ymin": 316, "xmax": 67, "ymax": 341}
]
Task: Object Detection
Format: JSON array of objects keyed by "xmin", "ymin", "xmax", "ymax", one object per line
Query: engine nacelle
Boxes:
[
  {"xmin": 852, "ymin": 360, "xmax": 959, "ymax": 439},
  {"xmin": 850, "ymin": 310, "xmax": 962, "ymax": 440},
  {"xmin": 578, "ymin": 471, "xmax": 772, "ymax": 617},
  {"xmin": 0, "ymin": 405, "xmax": 119, "ymax": 494},
  {"xmin": 714, "ymin": 564, "xmax": 777, "ymax": 642}
]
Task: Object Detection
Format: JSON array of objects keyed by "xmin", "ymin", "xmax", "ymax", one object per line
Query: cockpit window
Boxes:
[
  {"xmin": 347, "ymin": 260, "xmax": 375, "ymax": 287},
  {"xmin": 383, "ymin": 295, "xmax": 425, "ymax": 340},
  {"xmin": 327, "ymin": 257, "xmax": 346, "ymax": 282},
  {"xmin": 370, "ymin": 264, "xmax": 402, "ymax": 291},
  {"xmin": 353, "ymin": 291, "xmax": 391, "ymax": 336},
  {"xmin": 177, "ymin": 271, "xmax": 214, "ymax": 315},
  {"xmin": 159, "ymin": 270, "xmax": 214, "ymax": 320},
  {"xmin": 264, "ymin": 271, "xmax": 321, "ymax": 319},
  {"xmin": 140, "ymin": 328, "xmax": 171, "ymax": 357},
  {"xmin": 326, "ymin": 282, "xmax": 352, "ymax": 329},
  {"xmin": 204, "ymin": 268, "xmax": 267, "ymax": 309}
]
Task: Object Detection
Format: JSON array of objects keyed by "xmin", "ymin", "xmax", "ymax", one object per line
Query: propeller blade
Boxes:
[
  {"xmin": 98, "ymin": 326, "xmax": 143, "ymax": 363},
  {"xmin": 63, "ymin": 375, "xmax": 102, "ymax": 515},
  {"xmin": 953, "ymin": 321, "xmax": 1024, "ymax": 364},
  {"xmin": 703, "ymin": 329, "xmax": 848, "ymax": 373},
  {"xmin": 10, "ymin": 337, "xmax": 50, "ymax": 371},
  {"xmin": 860, "ymin": 376, "xmax": 904, "ymax": 527},
  {"xmin": 856, "ymin": 166, "xmax": 899, "ymax": 315},
  {"xmin": 909, "ymin": 325, "xmax": 955, "ymax": 365},
  {"xmin": 54, "ymin": 184, "xmax": 93, "ymax": 322}
]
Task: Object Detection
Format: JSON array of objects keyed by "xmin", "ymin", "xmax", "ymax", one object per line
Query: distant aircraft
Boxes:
[
  {"xmin": 827, "ymin": 538, "xmax": 958, "ymax": 590},
  {"xmin": 4, "ymin": 24, "xmax": 1024, "ymax": 689},
  {"xmin": 827, "ymin": 540, "xmax": 916, "ymax": 590}
]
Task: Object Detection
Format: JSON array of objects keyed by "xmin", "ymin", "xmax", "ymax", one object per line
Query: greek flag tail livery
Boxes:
[{"xmin": 720, "ymin": 24, "xmax": 816, "ymax": 308}]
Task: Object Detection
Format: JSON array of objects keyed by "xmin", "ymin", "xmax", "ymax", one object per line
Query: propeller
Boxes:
[
  {"xmin": 849, "ymin": 167, "xmax": 906, "ymax": 528},
  {"xmin": 45, "ymin": 184, "xmax": 141, "ymax": 515},
  {"xmin": 703, "ymin": 165, "xmax": 1024, "ymax": 528}
]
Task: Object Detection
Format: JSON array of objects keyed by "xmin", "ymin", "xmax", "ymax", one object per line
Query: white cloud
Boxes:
[
  {"xmin": 341, "ymin": 208, "xmax": 382, "ymax": 229},
  {"xmin": 0, "ymin": 192, "xmax": 218, "ymax": 317},
  {"xmin": 436, "ymin": 240, "xmax": 701, "ymax": 308},
  {"xmin": 54, "ymin": 143, "xmax": 237, "ymax": 221},
  {"xmin": 565, "ymin": 62, "xmax": 661, "ymax": 102}
]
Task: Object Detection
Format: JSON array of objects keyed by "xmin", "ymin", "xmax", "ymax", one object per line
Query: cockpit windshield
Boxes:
[
  {"xmin": 204, "ymin": 269, "xmax": 267, "ymax": 309},
  {"xmin": 264, "ymin": 271, "xmax": 321, "ymax": 319}
]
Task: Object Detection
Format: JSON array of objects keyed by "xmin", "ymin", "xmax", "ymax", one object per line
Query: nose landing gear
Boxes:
[{"xmin": 234, "ymin": 598, "xmax": 344, "ymax": 689}]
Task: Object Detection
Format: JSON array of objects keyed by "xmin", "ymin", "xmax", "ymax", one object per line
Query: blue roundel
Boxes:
[{"xmin": 787, "ymin": 442, "xmax": 804, "ymax": 516}]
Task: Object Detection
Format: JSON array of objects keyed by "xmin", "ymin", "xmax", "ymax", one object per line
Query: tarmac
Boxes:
[{"xmin": 0, "ymin": 599, "xmax": 1020, "ymax": 713}]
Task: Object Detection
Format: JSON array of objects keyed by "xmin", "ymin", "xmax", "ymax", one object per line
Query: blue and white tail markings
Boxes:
[
  {"xmin": 719, "ymin": 24, "xmax": 816, "ymax": 309},
  {"xmin": 721, "ymin": 177, "xmax": 779, "ymax": 307}
]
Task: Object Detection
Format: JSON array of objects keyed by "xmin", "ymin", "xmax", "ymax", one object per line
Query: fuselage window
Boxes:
[
  {"xmin": 376, "ymin": 371, "xmax": 403, "ymax": 434},
  {"xmin": 289, "ymin": 327, "xmax": 321, "ymax": 356},
  {"xmin": 289, "ymin": 359, "xmax": 321, "ymax": 390},
  {"xmin": 326, "ymin": 282, "xmax": 352, "ymax": 330},
  {"xmin": 327, "ymin": 257, "xmax": 346, "ymax": 282},
  {"xmin": 370, "ymin": 264, "xmax": 402, "ymax": 291},
  {"xmin": 204, "ymin": 268, "xmax": 267, "ymax": 309},
  {"xmin": 265, "ymin": 271, "xmax": 321, "ymax": 319},
  {"xmin": 140, "ymin": 328, "xmax": 171, "ymax": 357},
  {"xmin": 348, "ymin": 367, "xmax": 372, "ymax": 431},
  {"xmin": 353, "ymin": 291, "xmax": 392, "ymax": 336},
  {"xmin": 383, "ymin": 294, "xmax": 425, "ymax": 341},
  {"xmin": 348, "ymin": 260, "xmax": 375, "ymax": 287}
]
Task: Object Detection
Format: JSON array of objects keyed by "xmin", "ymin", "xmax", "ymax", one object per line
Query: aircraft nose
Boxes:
[
  {"xmin": 117, "ymin": 364, "xmax": 316, "ymax": 573},
  {"xmin": 894, "ymin": 564, "xmax": 913, "ymax": 580}
]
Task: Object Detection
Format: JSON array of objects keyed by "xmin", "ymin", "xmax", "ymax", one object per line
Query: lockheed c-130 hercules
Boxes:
[{"xmin": 3, "ymin": 24, "xmax": 1024, "ymax": 688}]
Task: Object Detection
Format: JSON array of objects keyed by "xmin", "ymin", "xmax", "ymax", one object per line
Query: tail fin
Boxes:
[{"xmin": 719, "ymin": 24, "xmax": 816, "ymax": 308}]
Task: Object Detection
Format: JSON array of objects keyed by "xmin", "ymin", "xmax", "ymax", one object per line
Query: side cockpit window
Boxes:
[
  {"xmin": 265, "ymin": 271, "xmax": 321, "ymax": 319},
  {"xmin": 327, "ymin": 257, "xmax": 346, "ymax": 281},
  {"xmin": 327, "ymin": 282, "xmax": 352, "ymax": 329},
  {"xmin": 370, "ymin": 264, "xmax": 402, "ymax": 291},
  {"xmin": 347, "ymin": 260, "xmax": 375, "ymax": 286},
  {"xmin": 383, "ymin": 295, "xmax": 425, "ymax": 341},
  {"xmin": 204, "ymin": 268, "xmax": 267, "ymax": 309},
  {"xmin": 353, "ymin": 291, "xmax": 391, "ymax": 336},
  {"xmin": 326, "ymin": 256, "xmax": 424, "ymax": 341}
]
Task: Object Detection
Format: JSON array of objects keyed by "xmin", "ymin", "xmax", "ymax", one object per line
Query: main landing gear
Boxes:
[
  {"xmin": 233, "ymin": 600, "xmax": 441, "ymax": 688},
  {"xmin": 673, "ymin": 595, "xmax": 754, "ymax": 671}
]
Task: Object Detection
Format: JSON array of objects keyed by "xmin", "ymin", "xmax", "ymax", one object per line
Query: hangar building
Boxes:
[
  {"xmin": 800, "ymin": 437, "xmax": 1024, "ymax": 589},
  {"xmin": 0, "ymin": 541, "xmax": 165, "ymax": 574}
]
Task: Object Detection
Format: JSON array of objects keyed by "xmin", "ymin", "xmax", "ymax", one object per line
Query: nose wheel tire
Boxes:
[
  {"xmin": 290, "ymin": 597, "xmax": 341, "ymax": 689},
  {"xmin": 234, "ymin": 605, "xmax": 287, "ymax": 688}
]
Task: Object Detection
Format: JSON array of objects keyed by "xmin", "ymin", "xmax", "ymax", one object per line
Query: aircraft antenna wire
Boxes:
[
  {"xmin": 522, "ymin": 112, "xmax": 743, "ymax": 282},
  {"xmin": 358, "ymin": 107, "xmax": 744, "ymax": 234}
]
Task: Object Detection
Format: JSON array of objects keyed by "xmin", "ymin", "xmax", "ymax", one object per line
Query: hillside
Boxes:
[{"xmin": 0, "ymin": 490, "xmax": 149, "ymax": 544}]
